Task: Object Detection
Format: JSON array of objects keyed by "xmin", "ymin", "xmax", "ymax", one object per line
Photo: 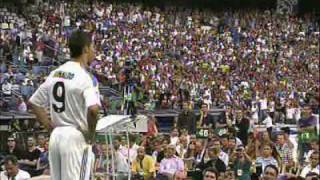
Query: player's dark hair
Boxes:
[
  {"xmin": 264, "ymin": 164, "xmax": 279, "ymax": 176},
  {"xmin": 4, "ymin": 155, "xmax": 18, "ymax": 165},
  {"xmin": 68, "ymin": 31, "xmax": 92, "ymax": 58}
]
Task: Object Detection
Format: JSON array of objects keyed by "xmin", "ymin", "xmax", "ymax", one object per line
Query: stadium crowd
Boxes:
[{"xmin": 0, "ymin": 0, "xmax": 319, "ymax": 179}]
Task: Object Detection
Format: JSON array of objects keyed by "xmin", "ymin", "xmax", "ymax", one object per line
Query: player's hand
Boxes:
[{"xmin": 79, "ymin": 129, "xmax": 95, "ymax": 145}]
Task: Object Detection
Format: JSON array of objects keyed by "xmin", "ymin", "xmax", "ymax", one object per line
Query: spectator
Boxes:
[
  {"xmin": 298, "ymin": 105, "xmax": 319, "ymax": 162},
  {"xmin": 176, "ymin": 102, "xmax": 196, "ymax": 134},
  {"xmin": 300, "ymin": 151, "xmax": 320, "ymax": 178},
  {"xmin": 35, "ymin": 141, "xmax": 49, "ymax": 176},
  {"xmin": 197, "ymin": 145, "xmax": 226, "ymax": 173},
  {"xmin": 18, "ymin": 136, "xmax": 41, "ymax": 176},
  {"xmin": 0, "ymin": 155, "xmax": 31, "ymax": 180},
  {"xmin": 17, "ymin": 97, "xmax": 27, "ymax": 112},
  {"xmin": 159, "ymin": 145, "xmax": 184, "ymax": 178},
  {"xmin": 220, "ymin": 135, "xmax": 229, "ymax": 153},
  {"xmin": 1, "ymin": 79, "xmax": 12, "ymax": 96},
  {"xmin": 209, "ymin": 139, "xmax": 228, "ymax": 167},
  {"xmin": 256, "ymin": 144, "xmax": 279, "ymax": 174},
  {"xmin": 131, "ymin": 146, "xmax": 156, "ymax": 180},
  {"xmin": 176, "ymin": 135, "xmax": 188, "ymax": 159},
  {"xmin": 35, "ymin": 134, "xmax": 46, "ymax": 153},
  {"xmin": 119, "ymin": 136, "xmax": 138, "ymax": 163},
  {"xmin": 202, "ymin": 167, "xmax": 219, "ymax": 180},
  {"xmin": 230, "ymin": 146, "xmax": 252, "ymax": 180},
  {"xmin": 4, "ymin": 136, "xmax": 23, "ymax": 160},
  {"xmin": 261, "ymin": 164, "xmax": 279, "ymax": 180},
  {"xmin": 169, "ymin": 128, "xmax": 179, "ymax": 146},
  {"xmin": 114, "ymin": 144, "xmax": 130, "ymax": 180},
  {"xmin": 305, "ymin": 172, "xmax": 320, "ymax": 180},
  {"xmin": 194, "ymin": 140, "xmax": 206, "ymax": 165},
  {"xmin": 197, "ymin": 103, "xmax": 214, "ymax": 128},
  {"xmin": 227, "ymin": 136, "xmax": 238, "ymax": 155},
  {"xmin": 305, "ymin": 139, "xmax": 319, "ymax": 163},
  {"xmin": 275, "ymin": 133, "xmax": 294, "ymax": 170},
  {"xmin": 280, "ymin": 127, "xmax": 294, "ymax": 149}
]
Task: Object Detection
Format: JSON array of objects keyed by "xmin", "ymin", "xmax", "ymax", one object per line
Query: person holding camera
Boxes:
[
  {"xmin": 230, "ymin": 145, "xmax": 252, "ymax": 180},
  {"xmin": 197, "ymin": 145, "xmax": 226, "ymax": 174}
]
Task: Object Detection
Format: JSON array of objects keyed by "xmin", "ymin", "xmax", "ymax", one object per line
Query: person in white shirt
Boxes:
[
  {"xmin": 262, "ymin": 113, "xmax": 273, "ymax": 137},
  {"xmin": 0, "ymin": 155, "xmax": 31, "ymax": 180},
  {"xmin": 114, "ymin": 145, "xmax": 130, "ymax": 178},
  {"xmin": 259, "ymin": 95, "xmax": 268, "ymax": 123},
  {"xmin": 256, "ymin": 144, "xmax": 278, "ymax": 173},
  {"xmin": 176, "ymin": 135, "xmax": 189, "ymax": 159},
  {"xmin": 305, "ymin": 140, "xmax": 319, "ymax": 163},
  {"xmin": 211, "ymin": 138, "xmax": 229, "ymax": 167},
  {"xmin": 300, "ymin": 151, "xmax": 320, "ymax": 178},
  {"xmin": 251, "ymin": 101, "xmax": 259, "ymax": 124},
  {"xmin": 169, "ymin": 128, "xmax": 179, "ymax": 146},
  {"xmin": 29, "ymin": 31, "xmax": 100, "ymax": 180}
]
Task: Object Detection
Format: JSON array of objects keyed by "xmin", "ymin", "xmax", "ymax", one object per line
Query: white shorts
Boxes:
[{"xmin": 49, "ymin": 126, "xmax": 95, "ymax": 180}]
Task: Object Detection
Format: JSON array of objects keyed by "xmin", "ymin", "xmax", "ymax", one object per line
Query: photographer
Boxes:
[{"xmin": 230, "ymin": 146, "xmax": 252, "ymax": 180}]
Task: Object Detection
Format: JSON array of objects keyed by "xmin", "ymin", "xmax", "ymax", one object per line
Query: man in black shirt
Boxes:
[
  {"xmin": 18, "ymin": 136, "xmax": 41, "ymax": 176},
  {"xmin": 176, "ymin": 102, "xmax": 196, "ymax": 134},
  {"xmin": 197, "ymin": 103, "xmax": 214, "ymax": 128}
]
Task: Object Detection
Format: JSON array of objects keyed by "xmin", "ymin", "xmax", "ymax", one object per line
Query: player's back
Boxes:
[{"xmin": 46, "ymin": 61, "xmax": 98, "ymax": 130}]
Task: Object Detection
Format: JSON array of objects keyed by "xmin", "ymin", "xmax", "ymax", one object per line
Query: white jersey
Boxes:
[{"xmin": 29, "ymin": 61, "xmax": 101, "ymax": 131}]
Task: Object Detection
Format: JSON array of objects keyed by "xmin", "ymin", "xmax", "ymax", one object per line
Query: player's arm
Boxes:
[
  {"xmin": 86, "ymin": 104, "xmax": 100, "ymax": 144},
  {"xmin": 29, "ymin": 78, "xmax": 53, "ymax": 131},
  {"xmin": 83, "ymin": 82, "xmax": 101, "ymax": 144},
  {"xmin": 29, "ymin": 104, "xmax": 53, "ymax": 131}
]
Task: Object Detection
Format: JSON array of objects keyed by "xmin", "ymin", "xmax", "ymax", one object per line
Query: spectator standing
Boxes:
[{"xmin": 176, "ymin": 102, "xmax": 196, "ymax": 134}]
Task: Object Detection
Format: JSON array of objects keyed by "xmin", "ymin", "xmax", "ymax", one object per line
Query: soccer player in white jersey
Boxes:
[{"xmin": 29, "ymin": 31, "xmax": 100, "ymax": 180}]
